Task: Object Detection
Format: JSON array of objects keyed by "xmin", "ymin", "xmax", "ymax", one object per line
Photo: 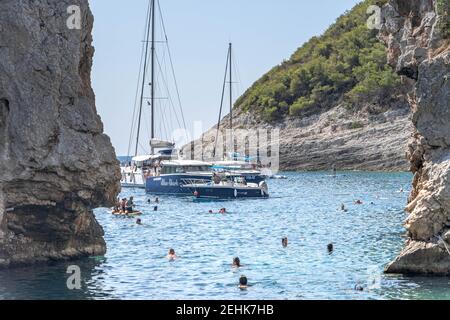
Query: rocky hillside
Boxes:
[
  {"xmin": 380, "ymin": 0, "xmax": 450, "ymax": 275},
  {"xmin": 0, "ymin": 0, "xmax": 121, "ymax": 267},
  {"xmin": 185, "ymin": 0, "xmax": 413, "ymax": 171}
]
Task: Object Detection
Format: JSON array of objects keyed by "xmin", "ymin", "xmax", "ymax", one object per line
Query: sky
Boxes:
[{"xmin": 90, "ymin": 0, "xmax": 361, "ymax": 155}]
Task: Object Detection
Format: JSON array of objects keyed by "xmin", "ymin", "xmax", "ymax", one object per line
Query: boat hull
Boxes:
[
  {"xmin": 145, "ymin": 173, "xmax": 266, "ymax": 195},
  {"xmin": 145, "ymin": 174, "xmax": 211, "ymax": 195},
  {"xmin": 184, "ymin": 185, "xmax": 269, "ymax": 199}
]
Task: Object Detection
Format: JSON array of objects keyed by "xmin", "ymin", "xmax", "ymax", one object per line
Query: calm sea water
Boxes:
[{"xmin": 0, "ymin": 172, "xmax": 449, "ymax": 300}]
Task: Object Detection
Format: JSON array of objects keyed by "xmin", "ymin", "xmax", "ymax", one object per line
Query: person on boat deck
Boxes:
[
  {"xmin": 282, "ymin": 237, "xmax": 288, "ymax": 248},
  {"xmin": 233, "ymin": 257, "xmax": 242, "ymax": 268},
  {"xmin": 239, "ymin": 275, "xmax": 248, "ymax": 290},
  {"xmin": 120, "ymin": 198, "xmax": 127, "ymax": 213},
  {"xmin": 114, "ymin": 197, "xmax": 121, "ymax": 212},
  {"xmin": 167, "ymin": 249, "xmax": 178, "ymax": 260},
  {"xmin": 126, "ymin": 197, "xmax": 134, "ymax": 213},
  {"xmin": 213, "ymin": 173, "xmax": 221, "ymax": 185}
]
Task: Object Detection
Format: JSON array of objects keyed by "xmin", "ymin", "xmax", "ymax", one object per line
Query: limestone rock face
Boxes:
[
  {"xmin": 184, "ymin": 102, "xmax": 412, "ymax": 172},
  {"xmin": 0, "ymin": 0, "xmax": 121, "ymax": 267},
  {"xmin": 380, "ymin": 0, "xmax": 450, "ymax": 275}
]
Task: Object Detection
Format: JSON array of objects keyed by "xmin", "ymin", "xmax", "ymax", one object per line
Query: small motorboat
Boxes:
[{"xmin": 182, "ymin": 176, "xmax": 269, "ymax": 200}]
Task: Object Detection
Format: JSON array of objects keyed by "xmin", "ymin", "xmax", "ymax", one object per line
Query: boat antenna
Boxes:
[
  {"xmin": 135, "ymin": 0, "xmax": 153, "ymax": 156},
  {"xmin": 212, "ymin": 44, "xmax": 231, "ymax": 159}
]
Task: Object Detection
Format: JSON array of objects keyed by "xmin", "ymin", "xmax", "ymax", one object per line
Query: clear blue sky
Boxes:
[{"xmin": 90, "ymin": 0, "xmax": 361, "ymax": 155}]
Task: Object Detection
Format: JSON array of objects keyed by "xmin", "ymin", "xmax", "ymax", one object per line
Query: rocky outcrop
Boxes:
[
  {"xmin": 380, "ymin": 0, "xmax": 450, "ymax": 275},
  {"xmin": 184, "ymin": 100, "xmax": 412, "ymax": 172},
  {"xmin": 0, "ymin": 0, "xmax": 121, "ymax": 267}
]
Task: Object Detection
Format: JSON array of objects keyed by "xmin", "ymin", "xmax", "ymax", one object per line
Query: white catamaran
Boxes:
[{"xmin": 121, "ymin": 0, "xmax": 192, "ymax": 188}]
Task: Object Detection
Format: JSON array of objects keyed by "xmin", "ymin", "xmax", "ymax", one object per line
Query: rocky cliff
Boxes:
[
  {"xmin": 0, "ymin": 0, "xmax": 121, "ymax": 267},
  {"xmin": 188, "ymin": 100, "xmax": 412, "ymax": 171},
  {"xmin": 380, "ymin": 0, "xmax": 450, "ymax": 275}
]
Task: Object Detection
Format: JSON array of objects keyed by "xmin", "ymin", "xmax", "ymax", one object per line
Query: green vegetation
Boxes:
[
  {"xmin": 235, "ymin": 0, "xmax": 400, "ymax": 122},
  {"xmin": 350, "ymin": 121, "xmax": 365, "ymax": 130},
  {"xmin": 437, "ymin": 0, "xmax": 450, "ymax": 38}
]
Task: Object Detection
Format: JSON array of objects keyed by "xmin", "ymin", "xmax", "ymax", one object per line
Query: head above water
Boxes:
[
  {"xmin": 282, "ymin": 237, "xmax": 288, "ymax": 247},
  {"xmin": 327, "ymin": 243, "xmax": 334, "ymax": 253},
  {"xmin": 169, "ymin": 249, "xmax": 175, "ymax": 255},
  {"xmin": 233, "ymin": 257, "xmax": 241, "ymax": 267},
  {"xmin": 136, "ymin": 218, "xmax": 142, "ymax": 224},
  {"xmin": 239, "ymin": 275, "xmax": 248, "ymax": 286}
]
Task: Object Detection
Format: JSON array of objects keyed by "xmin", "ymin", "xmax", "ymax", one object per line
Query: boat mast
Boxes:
[
  {"xmin": 135, "ymin": 0, "xmax": 153, "ymax": 157},
  {"xmin": 229, "ymin": 43, "xmax": 233, "ymax": 132},
  {"xmin": 150, "ymin": 0, "xmax": 156, "ymax": 150},
  {"xmin": 228, "ymin": 43, "xmax": 234, "ymax": 159}
]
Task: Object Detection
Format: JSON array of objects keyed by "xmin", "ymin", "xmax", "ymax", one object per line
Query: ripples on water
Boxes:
[{"xmin": 0, "ymin": 172, "xmax": 449, "ymax": 300}]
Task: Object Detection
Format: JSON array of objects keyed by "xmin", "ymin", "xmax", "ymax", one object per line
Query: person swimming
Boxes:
[
  {"xmin": 155, "ymin": 197, "xmax": 160, "ymax": 204},
  {"xmin": 136, "ymin": 218, "xmax": 142, "ymax": 225},
  {"xmin": 354, "ymin": 200, "xmax": 363, "ymax": 205},
  {"xmin": 327, "ymin": 243, "xmax": 334, "ymax": 254},
  {"xmin": 209, "ymin": 210, "xmax": 213, "ymax": 214},
  {"xmin": 282, "ymin": 237, "xmax": 288, "ymax": 248},
  {"xmin": 239, "ymin": 275, "xmax": 248, "ymax": 290},
  {"xmin": 219, "ymin": 208, "xmax": 227, "ymax": 214},
  {"xmin": 167, "ymin": 248, "xmax": 178, "ymax": 261},
  {"xmin": 232, "ymin": 257, "xmax": 242, "ymax": 268},
  {"xmin": 154, "ymin": 206, "xmax": 158, "ymax": 212},
  {"xmin": 355, "ymin": 284, "xmax": 364, "ymax": 291},
  {"xmin": 341, "ymin": 203, "xmax": 348, "ymax": 212},
  {"xmin": 147, "ymin": 199, "xmax": 151, "ymax": 204}
]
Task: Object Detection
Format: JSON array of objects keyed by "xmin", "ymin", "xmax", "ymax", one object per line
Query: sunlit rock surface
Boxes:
[{"xmin": 380, "ymin": 0, "xmax": 450, "ymax": 275}]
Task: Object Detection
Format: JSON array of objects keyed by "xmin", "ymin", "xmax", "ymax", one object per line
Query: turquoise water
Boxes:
[{"xmin": 0, "ymin": 172, "xmax": 449, "ymax": 300}]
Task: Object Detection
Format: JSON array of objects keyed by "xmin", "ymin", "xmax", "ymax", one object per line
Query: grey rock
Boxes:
[
  {"xmin": 0, "ymin": 0, "xmax": 121, "ymax": 267},
  {"xmin": 380, "ymin": 0, "xmax": 450, "ymax": 275}
]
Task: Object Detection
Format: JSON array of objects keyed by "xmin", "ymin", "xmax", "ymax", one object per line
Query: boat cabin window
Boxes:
[{"xmin": 160, "ymin": 165, "xmax": 211, "ymax": 174}]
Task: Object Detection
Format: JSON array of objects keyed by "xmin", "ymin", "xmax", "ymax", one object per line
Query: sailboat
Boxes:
[
  {"xmin": 211, "ymin": 43, "xmax": 266, "ymax": 184},
  {"xmin": 121, "ymin": 0, "xmax": 212, "ymax": 189}
]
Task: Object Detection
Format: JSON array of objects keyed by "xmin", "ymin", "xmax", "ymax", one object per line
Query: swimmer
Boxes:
[
  {"xmin": 208, "ymin": 210, "xmax": 213, "ymax": 214},
  {"xmin": 327, "ymin": 243, "xmax": 334, "ymax": 254},
  {"xmin": 282, "ymin": 237, "xmax": 288, "ymax": 248},
  {"xmin": 341, "ymin": 203, "xmax": 348, "ymax": 212},
  {"xmin": 167, "ymin": 248, "xmax": 178, "ymax": 261},
  {"xmin": 232, "ymin": 257, "xmax": 242, "ymax": 268},
  {"xmin": 147, "ymin": 199, "xmax": 151, "ymax": 204},
  {"xmin": 354, "ymin": 200, "xmax": 363, "ymax": 205},
  {"xmin": 355, "ymin": 284, "xmax": 364, "ymax": 291},
  {"xmin": 136, "ymin": 218, "xmax": 142, "ymax": 225},
  {"xmin": 155, "ymin": 197, "xmax": 160, "ymax": 204},
  {"xmin": 154, "ymin": 206, "xmax": 158, "ymax": 212},
  {"xmin": 239, "ymin": 275, "xmax": 248, "ymax": 290},
  {"xmin": 399, "ymin": 188, "xmax": 404, "ymax": 193},
  {"xmin": 219, "ymin": 208, "xmax": 227, "ymax": 214}
]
